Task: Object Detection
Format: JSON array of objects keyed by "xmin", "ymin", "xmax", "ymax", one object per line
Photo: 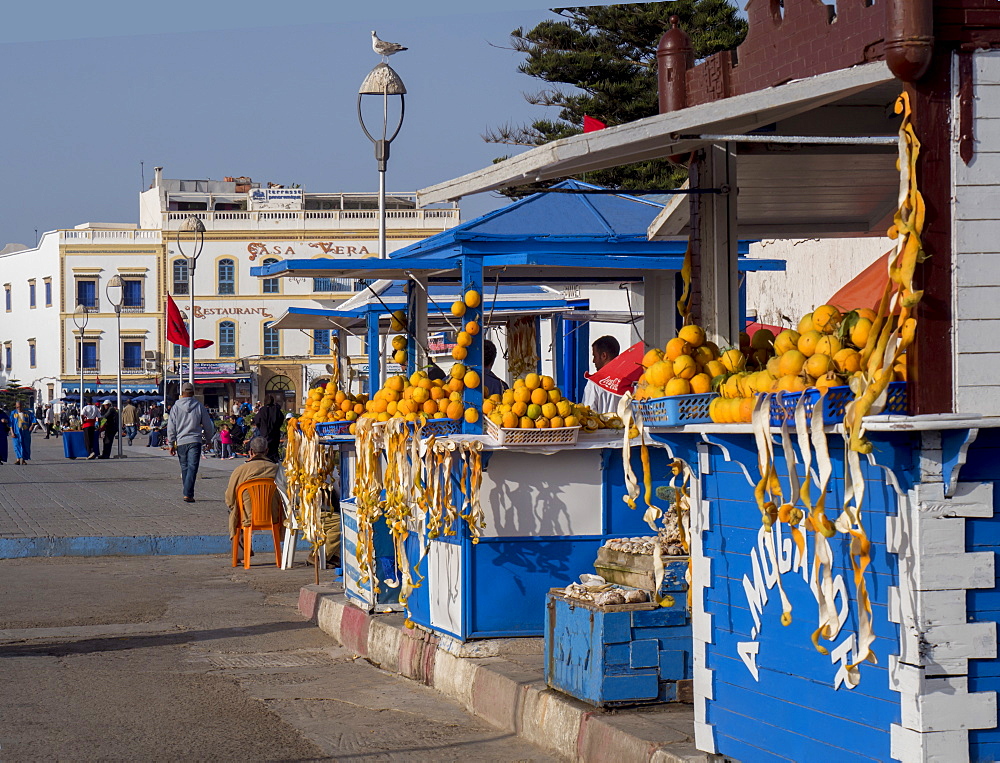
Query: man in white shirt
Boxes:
[{"xmin": 582, "ymin": 335, "xmax": 622, "ymax": 414}]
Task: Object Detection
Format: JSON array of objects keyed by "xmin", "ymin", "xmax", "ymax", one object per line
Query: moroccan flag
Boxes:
[
  {"xmin": 166, "ymin": 294, "xmax": 213, "ymax": 349},
  {"xmin": 583, "ymin": 115, "xmax": 606, "ymax": 133}
]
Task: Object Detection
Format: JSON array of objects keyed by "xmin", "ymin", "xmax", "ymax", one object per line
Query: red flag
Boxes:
[
  {"xmin": 583, "ymin": 115, "xmax": 606, "ymax": 133},
  {"xmin": 96, "ymin": 376, "xmax": 102, "ymax": 385},
  {"xmin": 166, "ymin": 294, "xmax": 213, "ymax": 349}
]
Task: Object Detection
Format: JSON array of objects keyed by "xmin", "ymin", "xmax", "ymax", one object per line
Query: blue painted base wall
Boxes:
[{"xmin": 689, "ymin": 432, "xmax": 908, "ymax": 762}]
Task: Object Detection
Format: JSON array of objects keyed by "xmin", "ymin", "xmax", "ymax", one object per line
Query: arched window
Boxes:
[
  {"xmin": 219, "ymin": 321, "xmax": 236, "ymax": 357},
  {"xmin": 217, "ymin": 258, "xmax": 235, "ymax": 295},
  {"xmin": 263, "ymin": 321, "xmax": 279, "ymax": 356},
  {"xmin": 262, "ymin": 258, "xmax": 279, "ymax": 294},
  {"xmin": 172, "ymin": 259, "xmax": 189, "ymax": 295}
]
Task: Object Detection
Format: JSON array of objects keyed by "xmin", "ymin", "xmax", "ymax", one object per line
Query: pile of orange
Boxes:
[{"xmin": 300, "ymin": 383, "xmax": 368, "ymax": 425}]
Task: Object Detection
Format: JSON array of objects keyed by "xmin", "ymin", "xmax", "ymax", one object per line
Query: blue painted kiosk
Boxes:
[{"xmin": 255, "ymin": 181, "xmax": 783, "ymax": 641}]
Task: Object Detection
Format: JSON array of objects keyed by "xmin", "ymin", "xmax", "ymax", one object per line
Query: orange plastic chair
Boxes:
[{"xmin": 231, "ymin": 477, "xmax": 283, "ymax": 569}]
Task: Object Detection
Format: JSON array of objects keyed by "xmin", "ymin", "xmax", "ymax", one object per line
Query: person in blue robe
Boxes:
[{"xmin": 10, "ymin": 400, "xmax": 36, "ymax": 464}]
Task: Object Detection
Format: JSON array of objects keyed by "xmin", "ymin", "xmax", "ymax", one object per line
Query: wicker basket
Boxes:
[
  {"xmin": 769, "ymin": 381, "xmax": 908, "ymax": 427},
  {"xmin": 486, "ymin": 417, "xmax": 580, "ymax": 446},
  {"xmin": 631, "ymin": 393, "xmax": 714, "ymax": 427}
]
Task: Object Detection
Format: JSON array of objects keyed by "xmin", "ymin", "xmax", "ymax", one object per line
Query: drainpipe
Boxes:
[{"xmin": 885, "ymin": 0, "xmax": 934, "ymax": 82}]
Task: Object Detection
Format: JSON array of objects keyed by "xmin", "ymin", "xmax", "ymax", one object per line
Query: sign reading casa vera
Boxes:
[{"xmin": 247, "ymin": 241, "xmax": 375, "ymax": 260}]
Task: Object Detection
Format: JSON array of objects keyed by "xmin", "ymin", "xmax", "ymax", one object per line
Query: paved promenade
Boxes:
[{"xmin": 0, "ymin": 436, "xmax": 245, "ymax": 555}]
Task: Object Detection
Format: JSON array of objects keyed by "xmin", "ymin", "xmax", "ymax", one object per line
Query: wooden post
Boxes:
[{"xmin": 696, "ymin": 144, "xmax": 739, "ymax": 348}]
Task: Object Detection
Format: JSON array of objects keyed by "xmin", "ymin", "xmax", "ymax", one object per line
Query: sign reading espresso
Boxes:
[{"xmin": 184, "ymin": 305, "xmax": 274, "ymax": 319}]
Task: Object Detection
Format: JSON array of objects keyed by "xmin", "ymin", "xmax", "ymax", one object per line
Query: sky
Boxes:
[{"xmin": 0, "ymin": 3, "xmax": 594, "ymax": 247}]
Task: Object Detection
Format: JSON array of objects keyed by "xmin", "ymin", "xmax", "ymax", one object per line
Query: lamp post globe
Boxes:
[
  {"xmin": 176, "ymin": 215, "xmax": 205, "ymax": 387},
  {"xmin": 357, "ymin": 63, "xmax": 406, "ymax": 261}
]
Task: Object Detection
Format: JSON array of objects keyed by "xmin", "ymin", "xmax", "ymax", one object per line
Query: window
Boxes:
[
  {"xmin": 217, "ymin": 258, "xmax": 235, "ymax": 295},
  {"xmin": 79, "ymin": 341, "xmax": 97, "ymax": 371},
  {"xmin": 172, "ymin": 342, "xmax": 190, "ymax": 358},
  {"xmin": 44, "ymin": 279, "xmax": 52, "ymax": 307},
  {"xmin": 262, "ymin": 258, "xmax": 279, "ymax": 294},
  {"xmin": 4, "ymin": 344, "xmax": 10, "ymax": 369},
  {"xmin": 313, "ymin": 329, "xmax": 331, "ymax": 355},
  {"xmin": 263, "ymin": 322, "xmax": 279, "ymax": 356},
  {"xmin": 313, "ymin": 277, "xmax": 335, "ymax": 292},
  {"xmin": 123, "ymin": 279, "xmax": 143, "ymax": 309},
  {"xmin": 123, "ymin": 341, "xmax": 142, "ymax": 370},
  {"xmin": 76, "ymin": 279, "xmax": 97, "ymax": 309},
  {"xmin": 172, "ymin": 259, "xmax": 189, "ymax": 295},
  {"xmin": 4, "ymin": 284, "xmax": 10, "ymax": 311},
  {"xmin": 219, "ymin": 321, "xmax": 236, "ymax": 358},
  {"xmin": 28, "ymin": 340, "xmax": 36, "ymax": 368},
  {"xmin": 28, "ymin": 281, "xmax": 36, "ymax": 308}
]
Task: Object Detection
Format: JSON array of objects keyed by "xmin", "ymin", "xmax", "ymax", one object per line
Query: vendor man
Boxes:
[{"xmin": 582, "ymin": 335, "xmax": 622, "ymax": 414}]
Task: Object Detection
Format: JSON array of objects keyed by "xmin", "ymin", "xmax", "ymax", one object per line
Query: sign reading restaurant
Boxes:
[{"xmin": 183, "ymin": 305, "xmax": 274, "ymax": 319}]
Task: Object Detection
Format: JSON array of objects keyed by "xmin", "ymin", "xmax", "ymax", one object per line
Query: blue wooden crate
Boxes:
[
  {"xmin": 769, "ymin": 381, "xmax": 907, "ymax": 426},
  {"xmin": 545, "ymin": 589, "xmax": 691, "ymax": 707},
  {"xmin": 632, "ymin": 393, "xmax": 714, "ymax": 426},
  {"xmin": 315, "ymin": 420, "xmax": 353, "ymax": 436}
]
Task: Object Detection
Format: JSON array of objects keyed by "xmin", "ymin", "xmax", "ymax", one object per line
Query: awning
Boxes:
[
  {"xmin": 192, "ymin": 375, "xmax": 251, "ymax": 385},
  {"xmin": 419, "ymin": 62, "xmax": 895, "ymax": 202},
  {"xmin": 417, "ymin": 62, "xmax": 900, "ymax": 240}
]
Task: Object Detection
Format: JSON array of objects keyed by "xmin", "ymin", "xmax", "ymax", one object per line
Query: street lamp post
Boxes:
[
  {"xmin": 176, "ymin": 215, "xmax": 205, "ymax": 387},
  {"xmin": 106, "ymin": 275, "xmax": 125, "ymax": 459},
  {"xmin": 72, "ymin": 304, "xmax": 89, "ymax": 413},
  {"xmin": 357, "ymin": 63, "xmax": 406, "ymax": 260}
]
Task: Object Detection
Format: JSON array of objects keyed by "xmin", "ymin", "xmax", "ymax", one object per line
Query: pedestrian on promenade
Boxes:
[
  {"xmin": 167, "ymin": 382, "xmax": 215, "ymax": 503},
  {"xmin": 253, "ymin": 395, "xmax": 283, "ymax": 462},
  {"xmin": 225, "ymin": 436, "xmax": 284, "ymax": 562},
  {"xmin": 43, "ymin": 404, "xmax": 60, "ymax": 439},
  {"xmin": 81, "ymin": 399, "xmax": 100, "ymax": 460},
  {"xmin": 32, "ymin": 403, "xmax": 45, "ymax": 433},
  {"xmin": 10, "ymin": 400, "xmax": 36, "ymax": 465},
  {"xmin": 121, "ymin": 400, "xmax": 139, "ymax": 445},
  {"xmin": 0, "ymin": 405, "xmax": 9, "ymax": 465},
  {"xmin": 99, "ymin": 399, "xmax": 120, "ymax": 459},
  {"xmin": 219, "ymin": 422, "xmax": 234, "ymax": 459}
]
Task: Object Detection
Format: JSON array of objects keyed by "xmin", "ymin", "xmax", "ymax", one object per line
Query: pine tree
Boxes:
[{"xmin": 484, "ymin": 2, "xmax": 747, "ymax": 194}]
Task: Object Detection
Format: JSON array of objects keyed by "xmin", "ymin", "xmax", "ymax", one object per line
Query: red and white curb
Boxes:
[{"xmin": 299, "ymin": 585, "xmax": 711, "ymax": 763}]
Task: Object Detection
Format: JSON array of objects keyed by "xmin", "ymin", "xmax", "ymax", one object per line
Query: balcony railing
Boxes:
[
  {"xmin": 79, "ymin": 365, "xmax": 100, "ymax": 374},
  {"xmin": 162, "ymin": 208, "xmax": 460, "ymax": 232},
  {"xmin": 122, "ymin": 366, "xmax": 146, "ymax": 375},
  {"xmin": 122, "ymin": 305, "xmax": 145, "ymax": 314},
  {"xmin": 60, "ymin": 230, "xmax": 161, "ymax": 243}
]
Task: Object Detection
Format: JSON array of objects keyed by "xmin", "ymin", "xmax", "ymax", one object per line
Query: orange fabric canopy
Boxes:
[{"xmin": 828, "ymin": 250, "xmax": 892, "ymax": 312}]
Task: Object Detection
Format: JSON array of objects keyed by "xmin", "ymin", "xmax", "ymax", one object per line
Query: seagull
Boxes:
[{"xmin": 372, "ymin": 31, "xmax": 408, "ymax": 60}]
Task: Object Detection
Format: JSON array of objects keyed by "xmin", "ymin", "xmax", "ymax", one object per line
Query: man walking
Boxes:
[
  {"xmin": 121, "ymin": 400, "xmax": 139, "ymax": 445},
  {"xmin": 252, "ymin": 395, "xmax": 283, "ymax": 462},
  {"xmin": 167, "ymin": 383, "xmax": 214, "ymax": 503},
  {"xmin": 43, "ymin": 405, "xmax": 60, "ymax": 439},
  {"xmin": 99, "ymin": 399, "xmax": 120, "ymax": 459}
]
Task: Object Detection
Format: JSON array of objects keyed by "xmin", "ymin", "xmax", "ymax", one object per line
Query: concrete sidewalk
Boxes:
[
  {"xmin": 300, "ymin": 584, "xmax": 716, "ymax": 763},
  {"xmin": 0, "ymin": 436, "xmax": 249, "ymax": 557}
]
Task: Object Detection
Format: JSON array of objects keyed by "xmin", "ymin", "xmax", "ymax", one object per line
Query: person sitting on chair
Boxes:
[{"xmin": 224, "ymin": 436, "xmax": 284, "ymax": 563}]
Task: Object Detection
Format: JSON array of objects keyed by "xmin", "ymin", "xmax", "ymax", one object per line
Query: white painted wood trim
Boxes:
[
  {"xmin": 691, "ymin": 446, "xmax": 717, "ymax": 755},
  {"xmin": 888, "ymin": 427, "xmax": 999, "ymax": 760}
]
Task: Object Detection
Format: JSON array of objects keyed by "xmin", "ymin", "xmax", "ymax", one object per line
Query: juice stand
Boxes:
[
  {"xmin": 410, "ymin": 4, "xmax": 1000, "ymax": 758},
  {"xmin": 254, "ymin": 182, "xmax": 783, "ymax": 647}
]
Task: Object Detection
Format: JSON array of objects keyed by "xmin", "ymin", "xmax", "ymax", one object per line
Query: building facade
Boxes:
[{"xmin": 0, "ymin": 169, "xmax": 459, "ymax": 413}]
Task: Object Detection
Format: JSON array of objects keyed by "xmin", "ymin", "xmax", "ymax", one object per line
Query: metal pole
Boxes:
[
  {"xmin": 162, "ymin": 305, "xmax": 168, "ymax": 411},
  {"xmin": 116, "ymin": 307, "xmax": 123, "ymax": 458},
  {"xmin": 189, "ymin": 261, "xmax": 195, "ymax": 387},
  {"xmin": 379, "ymin": 90, "xmax": 388, "ymax": 260},
  {"xmin": 79, "ymin": 328, "xmax": 84, "ymax": 415}
]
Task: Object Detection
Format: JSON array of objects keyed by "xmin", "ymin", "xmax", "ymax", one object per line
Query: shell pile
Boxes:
[
  {"xmin": 562, "ymin": 574, "xmax": 649, "ymax": 606},
  {"xmin": 603, "ymin": 530, "xmax": 685, "ymax": 557}
]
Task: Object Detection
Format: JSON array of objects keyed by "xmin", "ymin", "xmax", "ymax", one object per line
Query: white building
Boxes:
[{"xmin": 0, "ymin": 169, "xmax": 459, "ymax": 413}]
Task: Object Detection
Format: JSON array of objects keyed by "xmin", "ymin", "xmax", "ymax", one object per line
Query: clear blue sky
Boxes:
[{"xmin": 0, "ymin": 6, "xmax": 577, "ymax": 247}]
